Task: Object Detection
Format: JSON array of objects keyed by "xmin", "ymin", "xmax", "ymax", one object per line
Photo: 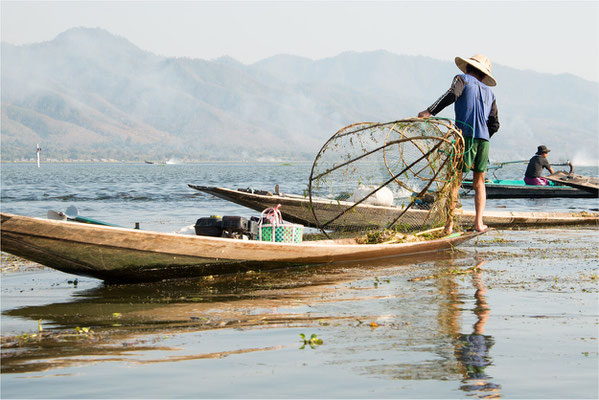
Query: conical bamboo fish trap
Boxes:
[{"xmin": 308, "ymin": 118, "xmax": 464, "ymax": 239}]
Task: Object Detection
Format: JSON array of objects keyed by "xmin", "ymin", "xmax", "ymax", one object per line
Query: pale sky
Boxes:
[{"xmin": 1, "ymin": 1, "xmax": 598, "ymax": 82}]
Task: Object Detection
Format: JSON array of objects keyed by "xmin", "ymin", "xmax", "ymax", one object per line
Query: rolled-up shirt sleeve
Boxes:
[
  {"xmin": 428, "ymin": 75, "xmax": 465, "ymax": 115},
  {"xmin": 541, "ymin": 157, "xmax": 551, "ymax": 171}
]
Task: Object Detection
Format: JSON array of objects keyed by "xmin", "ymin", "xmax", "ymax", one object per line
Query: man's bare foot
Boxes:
[{"xmin": 475, "ymin": 224, "xmax": 488, "ymax": 232}]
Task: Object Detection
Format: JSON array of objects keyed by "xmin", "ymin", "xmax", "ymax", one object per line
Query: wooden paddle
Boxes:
[
  {"xmin": 47, "ymin": 206, "xmax": 122, "ymax": 227},
  {"xmin": 546, "ymin": 172, "xmax": 599, "ymax": 196}
]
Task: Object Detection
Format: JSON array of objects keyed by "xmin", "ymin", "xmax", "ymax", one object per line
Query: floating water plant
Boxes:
[
  {"xmin": 74, "ymin": 326, "xmax": 92, "ymax": 335},
  {"xmin": 408, "ymin": 263, "xmax": 484, "ymax": 282},
  {"xmin": 373, "ymin": 276, "xmax": 391, "ymax": 287},
  {"xmin": 299, "ymin": 333, "xmax": 323, "ymax": 349}
]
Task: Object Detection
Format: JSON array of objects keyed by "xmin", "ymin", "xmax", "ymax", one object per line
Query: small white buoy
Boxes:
[{"xmin": 36, "ymin": 144, "xmax": 41, "ymax": 168}]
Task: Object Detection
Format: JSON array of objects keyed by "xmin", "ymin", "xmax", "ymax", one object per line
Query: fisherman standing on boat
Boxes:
[
  {"xmin": 524, "ymin": 145, "xmax": 555, "ymax": 186},
  {"xmin": 418, "ymin": 54, "xmax": 500, "ymax": 233}
]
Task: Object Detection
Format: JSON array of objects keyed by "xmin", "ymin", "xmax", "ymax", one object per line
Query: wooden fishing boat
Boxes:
[
  {"xmin": 461, "ymin": 179, "xmax": 596, "ymax": 199},
  {"xmin": 0, "ymin": 212, "xmax": 481, "ymax": 284},
  {"xmin": 189, "ymin": 185, "xmax": 599, "ymax": 228},
  {"xmin": 463, "ymin": 160, "xmax": 597, "ymax": 198}
]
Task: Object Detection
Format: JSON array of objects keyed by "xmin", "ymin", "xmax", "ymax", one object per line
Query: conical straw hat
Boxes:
[{"xmin": 455, "ymin": 54, "xmax": 497, "ymax": 87}]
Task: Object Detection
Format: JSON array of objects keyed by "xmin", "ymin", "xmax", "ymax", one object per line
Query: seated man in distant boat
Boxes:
[{"xmin": 524, "ymin": 145, "xmax": 555, "ymax": 185}]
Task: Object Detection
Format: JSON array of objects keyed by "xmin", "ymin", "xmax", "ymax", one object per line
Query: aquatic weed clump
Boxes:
[
  {"xmin": 1, "ymin": 323, "xmax": 97, "ymax": 349},
  {"xmin": 355, "ymin": 225, "xmax": 450, "ymax": 244},
  {"xmin": 356, "ymin": 229, "xmax": 424, "ymax": 244},
  {"xmin": 299, "ymin": 333, "xmax": 323, "ymax": 349}
]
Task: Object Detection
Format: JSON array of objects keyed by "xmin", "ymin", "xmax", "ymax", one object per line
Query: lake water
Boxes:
[
  {"xmin": 1, "ymin": 162, "xmax": 598, "ymax": 398},
  {"xmin": 1, "ymin": 162, "xmax": 598, "ymax": 231}
]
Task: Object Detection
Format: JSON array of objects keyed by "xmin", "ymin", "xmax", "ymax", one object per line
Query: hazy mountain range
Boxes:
[{"xmin": 1, "ymin": 27, "xmax": 597, "ymax": 164}]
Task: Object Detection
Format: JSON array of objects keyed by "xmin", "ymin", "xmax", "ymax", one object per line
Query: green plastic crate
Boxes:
[{"xmin": 258, "ymin": 224, "xmax": 303, "ymax": 243}]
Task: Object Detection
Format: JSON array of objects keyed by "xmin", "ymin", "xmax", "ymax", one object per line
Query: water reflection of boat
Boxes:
[
  {"xmin": 189, "ymin": 186, "xmax": 599, "ymax": 228},
  {"xmin": 0, "ymin": 212, "xmax": 481, "ymax": 283},
  {"xmin": 0, "ymin": 251, "xmax": 472, "ymax": 375}
]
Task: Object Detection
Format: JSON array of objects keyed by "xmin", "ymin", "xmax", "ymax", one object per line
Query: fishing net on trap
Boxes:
[{"xmin": 307, "ymin": 118, "xmax": 464, "ymax": 239}]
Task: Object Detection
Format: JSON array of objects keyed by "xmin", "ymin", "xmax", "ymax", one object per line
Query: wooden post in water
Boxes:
[{"xmin": 36, "ymin": 144, "xmax": 41, "ymax": 168}]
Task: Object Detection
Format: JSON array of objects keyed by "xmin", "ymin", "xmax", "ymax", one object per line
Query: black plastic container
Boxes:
[
  {"xmin": 248, "ymin": 216, "xmax": 261, "ymax": 239},
  {"xmin": 194, "ymin": 217, "xmax": 223, "ymax": 237},
  {"xmin": 222, "ymin": 216, "xmax": 260, "ymax": 239},
  {"xmin": 222, "ymin": 216, "xmax": 249, "ymax": 232}
]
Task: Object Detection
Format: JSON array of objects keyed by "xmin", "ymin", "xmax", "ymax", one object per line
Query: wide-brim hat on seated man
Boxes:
[
  {"xmin": 455, "ymin": 54, "xmax": 497, "ymax": 87},
  {"xmin": 536, "ymin": 145, "xmax": 551, "ymax": 155}
]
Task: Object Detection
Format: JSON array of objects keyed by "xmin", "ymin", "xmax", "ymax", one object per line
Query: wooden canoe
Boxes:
[
  {"xmin": 0, "ymin": 213, "xmax": 481, "ymax": 284},
  {"xmin": 189, "ymin": 185, "xmax": 599, "ymax": 228},
  {"xmin": 461, "ymin": 179, "xmax": 596, "ymax": 199},
  {"xmin": 546, "ymin": 172, "xmax": 599, "ymax": 196}
]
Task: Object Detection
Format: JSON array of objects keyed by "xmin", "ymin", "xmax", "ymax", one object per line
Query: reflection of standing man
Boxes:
[
  {"xmin": 454, "ymin": 268, "xmax": 501, "ymax": 397},
  {"xmin": 432, "ymin": 260, "xmax": 501, "ymax": 397},
  {"xmin": 418, "ymin": 54, "xmax": 500, "ymax": 232}
]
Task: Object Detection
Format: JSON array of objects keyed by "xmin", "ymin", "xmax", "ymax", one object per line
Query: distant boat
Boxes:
[
  {"xmin": 144, "ymin": 160, "xmax": 154, "ymax": 164},
  {"xmin": 461, "ymin": 179, "xmax": 596, "ymax": 199},
  {"xmin": 461, "ymin": 160, "xmax": 596, "ymax": 198}
]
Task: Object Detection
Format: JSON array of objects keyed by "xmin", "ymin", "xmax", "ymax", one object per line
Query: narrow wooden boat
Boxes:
[
  {"xmin": 0, "ymin": 213, "xmax": 481, "ymax": 284},
  {"xmin": 461, "ymin": 179, "xmax": 596, "ymax": 199},
  {"xmin": 546, "ymin": 172, "xmax": 599, "ymax": 196},
  {"xmin": 189, "ymin": 185, "xmax": 599, "ymax": 228}
]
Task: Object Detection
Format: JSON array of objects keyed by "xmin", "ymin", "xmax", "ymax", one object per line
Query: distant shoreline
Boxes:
[
  {"xmin": 3, "ymin": 160, "xmax": 598, "ymax": 167},
  {"xmin": 0, "ymin": 160, "xmax": 313, "ymax": 164}
]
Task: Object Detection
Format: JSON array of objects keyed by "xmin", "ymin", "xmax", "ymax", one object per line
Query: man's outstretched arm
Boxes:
[{"xmin": 418, "ymin": 75, "xmax": 465, "ymax": 117}]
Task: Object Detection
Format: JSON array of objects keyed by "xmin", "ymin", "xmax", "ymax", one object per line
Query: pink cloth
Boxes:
[{"xmin": 524, "ymin": 176, "xmax": 549, "ymax": 186}]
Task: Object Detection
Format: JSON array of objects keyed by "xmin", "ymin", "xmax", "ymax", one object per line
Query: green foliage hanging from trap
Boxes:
[{"xmin": 307, "ymin": 118, "xmax": 464, "ymax": 239}]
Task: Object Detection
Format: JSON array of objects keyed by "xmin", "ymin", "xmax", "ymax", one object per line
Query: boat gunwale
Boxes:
[{"xmin": 191, "ymin": 185, "xmax": 599, "ymax": 223}]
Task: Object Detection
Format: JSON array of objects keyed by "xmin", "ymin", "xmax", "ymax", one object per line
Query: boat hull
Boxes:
[
  {"xmin": 189, "ymin": 186, "xmax": 599, "ymax": 228},
  {"xmin": 461, "ymin": 180, "xmax": 596, "ymax": 199},
  {"xmin": 1, "ymin": 213, "xmax": 480, "ymax": 283}
]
